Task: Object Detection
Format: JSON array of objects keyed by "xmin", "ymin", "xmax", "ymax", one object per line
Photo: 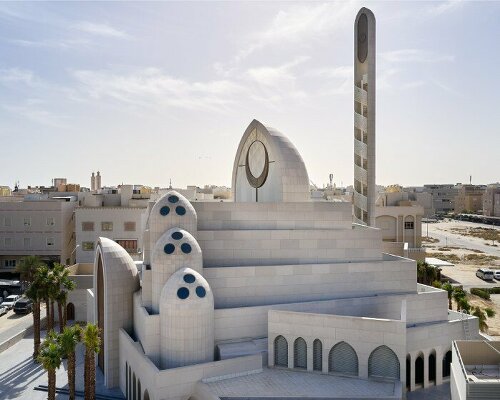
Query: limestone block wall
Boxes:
[
  {"xmin": 133, "ymin": 292, "xmax": 160, "ymax": 366},
  {"xmin": 198, "ymin": 227, "xmax": 382, "ymax": 267},
  {"xmin": 141, "ymin": 268, "xmax": 153, "ymax": 309},
  {"xmin": 268, "ymin": 310, "xmax": 406, "ymax": 381},
  {"xmin": 205, "ymin": 258, "xmax": 416, "ymax": 308},
  {"xmin": 193, "ymin": 202, "xmax": 352, "ymax": 231}
]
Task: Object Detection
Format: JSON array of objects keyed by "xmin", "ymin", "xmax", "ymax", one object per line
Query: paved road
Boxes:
[{"xmin": 0, "ymin": 308, "xmax": 46, "ymax": 344}]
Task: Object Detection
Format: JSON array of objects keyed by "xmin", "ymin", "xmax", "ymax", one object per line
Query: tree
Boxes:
[
  {"xmin": 16, "ymin": 255, "xmax": 44, "ymax": 288},
  {"xmin": 58, "ymin": 325, "xmax": 82, "ymax": 400},
  {"xmin": 83, "ymin": 323, "xmax": 101, "ymax": 400},
  {"xmin": 25, "ymin": 277, "xmax": 44, "ymax": 360},
  {"xmin": 52, "ymin": 264, "xmax": 76, "ymax": 332},
  {"xmin": 453, "ymin": 287, "xmax": 467, "ymax": 311},
  {"xmin": 417, "ymin": 261, "xmax": 439, "ymax": 285},
  {"xmin": 442, "ymin": 282, "xmax": 454, "ymax": 310},
  {"xmin": 458, "ymin": 297, "xmax": 471, "ymax": 314},
  {"xmin": 38, "ymin": 332, "xmax": 62, "ymax": 400}
]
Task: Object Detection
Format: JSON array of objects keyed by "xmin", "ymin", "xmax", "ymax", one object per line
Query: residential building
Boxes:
[
  {"xmin": 0, "ymin": 186, "xmax": 11, "ymax": 197},
  {"xmin": 454, "ymin": 184, "xmax": 487, "ymax": 214},
  {"xmin": 483, "ymin": 183, "xmax": 500, "ymax": 217},
  {"xmin": 423, "ymin": 184, "xmax": 459, "ymax": 215}
]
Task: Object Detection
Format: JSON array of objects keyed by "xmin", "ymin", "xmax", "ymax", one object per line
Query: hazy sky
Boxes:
[{"xmin": 1, "ymin": 1, "xmax": 499, "ymax": 189}]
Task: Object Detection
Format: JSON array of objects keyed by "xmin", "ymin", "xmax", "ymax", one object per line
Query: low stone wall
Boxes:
[{"xmin": 0, "ymin": 315, "xmax": 47, "ymax": 354}]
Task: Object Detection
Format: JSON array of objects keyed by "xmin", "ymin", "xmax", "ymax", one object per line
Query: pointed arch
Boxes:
[
  {"xmin": 313, "ymin": 339, "xmax": 322, "ymax": 371},
  {"xmin": 293, "ymin": 337, "xmax": 307, "ymax": 369},
  {"xmin": 368, "ymin": 345, "xmax": 400, "ymax": 379},
  {"xmin": 274, "ymin": 335, "xmax": 288, "ymax": 367},
  {"xmin": 329, "ymin": 341, "xmax": 359, "ymax": 376}
]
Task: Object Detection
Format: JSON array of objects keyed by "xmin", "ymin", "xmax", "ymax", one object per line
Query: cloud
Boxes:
[
  {"xmin": 308, "ymin": 66, "xmax": 353, "ymax": 79},
  {"xmin": 0, "ymin": 68, "xmax": 35, "ymax": 85},
  {"xmin": 246, "ymin": 56, "xmax": 309, "ymax": 88},
  {"xmin": 74, "ymin": 21, "xmax": 130, "ymax": 39},
  {"xmin": 426, "ymin": 0, "xmax": 464, "ymax": 17},
  {"xmin": 8, "ymin": 38, "xmax": 91, "ymax": 49},
  {"xmin": 380, "ymin": 49, "xmax": 455, "ymax": 63},
  {"xmin": 2, "ymin": 103, "xmax": 68, "ymax": 128}
]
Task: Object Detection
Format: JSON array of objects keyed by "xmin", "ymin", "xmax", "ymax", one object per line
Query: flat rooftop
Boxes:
[
  {"xmin": 455, "ymin": 340, "xmax": 500, "ymax": 382},
  {"xmin": 204, "ymin": 368, "xmax": 400, "ymax": 399}
]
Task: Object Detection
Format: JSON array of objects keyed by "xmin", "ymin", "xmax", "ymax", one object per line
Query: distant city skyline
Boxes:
[{"xmin": 1, "ymin": 1, "xmax": 499, "ymax": 189}]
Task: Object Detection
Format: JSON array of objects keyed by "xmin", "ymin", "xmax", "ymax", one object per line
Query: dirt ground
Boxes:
[{"xmin": 423, "ymin": 220, "xmax": 500, "ymax": 339}]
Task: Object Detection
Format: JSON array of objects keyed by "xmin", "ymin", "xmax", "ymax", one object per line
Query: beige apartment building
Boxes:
[
  {"xmin": 483, "ymin": 183, "xmax": 500, "ymax": 217},
  {"xmin": 454, "ymin": 185, "xmax": 486, "ymax": 214}
]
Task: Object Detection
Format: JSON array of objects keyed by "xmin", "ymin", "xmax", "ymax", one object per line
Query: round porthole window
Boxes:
[
  {"xmin": 181, "ymin": 243, "xmax": 192, "ymax": 254},
  {"xmin": 164, "ymin": 244, "xmax": 175, "ymax": 254},
  {"xmin": 160, "ymin": 206, "xmax": 170, "ymax": 216},
  {"xmin": 177, "ymin": 287, "xmax": 189, "ymax": 300},
  {"xmin": 196, "ymin": 286, "xmax": 206, "ymax": 298},
  {"xmin": 168, "ymin": 195, "xmax": 179, "ymax": 203},
  {"xmin": 171, "ymin": 231, "xmax": 183, "ymax": 240},
  {"xmin": 183, "ymin": 273, "xmax": 195, "ymax": 283},
  {"xmin": 176, "ymin": 206, "xmax": 186, "ymax": 216}
]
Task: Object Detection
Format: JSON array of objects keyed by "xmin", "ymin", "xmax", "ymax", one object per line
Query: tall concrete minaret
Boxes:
[
  {"xmin": 353, "ymin": 8, "xmax": 376, "ymax": 226},
  {"xmin": 91, "ymin": 172, "xmax": 96, "ymax": 192}
]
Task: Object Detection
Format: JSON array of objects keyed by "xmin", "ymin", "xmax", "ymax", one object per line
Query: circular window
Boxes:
[
  {"xmin": 171, "ymin": 231, "xmax": 183, "ymax": 240},
  {"xmin": 181, "ymin": 243, "xmax": 192, "ymax": 254},
  {"xmin": 168, "ymin": 195, "xmax": 179, "ymax": 203},
  {"xmin": 159, "ymin": 206, "xmax": 170, "ymax": 216},
  {"xmin": 196, "ymin": 286, "xmax": 206, "ymax": 298},
  {"xmin": 177, "ymin": 287, "xmax": 189, "ymax": 300},
  {"xmin": 183, "ymin": 273, "xmax": 195, "ymax": 283},
  {"xmin": 163, "ymin": 243, "xmax": 175, "ymax": 254},
  {"xmin": 176, "ymin": 206, "xmax": 186, "ymax": 216}
]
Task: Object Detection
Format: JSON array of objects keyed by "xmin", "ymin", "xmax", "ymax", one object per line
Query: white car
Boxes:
[
  {"xmin": 2, "ymin": 295, "xmax": 20, "ymax": 310},
  {"xmin": 0, "ymin": 305, "xmax": 7, "ymax": 317},
  {"xmin": 494, "ymin": 270, "xmax": 500, "ymax": 280}
]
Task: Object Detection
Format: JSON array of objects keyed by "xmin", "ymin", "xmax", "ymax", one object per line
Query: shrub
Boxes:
[
  {"xmin": 487, "ymin": 287, "xmax": 500, "ymax": 294},
  {"xmin": 470, "ymin": 288, "xmax": 491, "ymax": 300}
]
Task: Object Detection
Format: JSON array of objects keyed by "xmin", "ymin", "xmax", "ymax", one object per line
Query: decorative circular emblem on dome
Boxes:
[
  {"xmin": 245, "ymin": 140, "xmax": 269, "ymax": 188},
  {"xmin": 181, "ymin": 243, "xmax": 192, "ymax": 254},
  {"xmin": 177, "ymin": 287, "xmax": 189, "ymax": 300},
  {"xmin": 196, "ymin": 286, "xmax": 206, "ymax": 298},
  {"xmin": 168, "ymin": 195, "xmax": 179, "ymax": 203},
  {"xmin": 176, "ymin": 206, "xmax": 186, "ymax": 216},
  {"xmin": 183, "ymin": 273, "xmax": 195, "ymax": 283},
  {"xmin": 164, "ymin": 243, "xmax": 175, "ymax": 254},
  {"xmin": 160, "ymin": 206, "xmax": 170, "ymax": 216},
  {"xmin": 171, "ymin": 231, "xmax": 183, "ymax": 240}
]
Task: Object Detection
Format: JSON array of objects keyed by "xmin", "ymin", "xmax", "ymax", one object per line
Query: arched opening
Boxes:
[
  {"xmin": 329, "ymin": 341, "xmax": 359, "ymax": 376},
  {"xmin": 66, "ymin": 302, "xmax": 75, "ymax": 321},
  {"xmin": 443, "ymin": 350, "xmax": 452, "ymax": 378},
  {"xmin": 293, "ymin": 337, "xmax": 307, "ymax": 369},
  {"xmin": 138, "ymin": 380, "xmax": 141, "ymax": 400},
  {"xmin": 97, "ymin": 253, "xmax": 105, "ymax": 371},
  {"xmin": 125, "ymin": 362, "xmax": 129, "ymax": 400},
  {"xmin": 415, "ymin": 354, "xmax": 424, "ymax": 386},
  {"xmin": 406, "ymin": 356, "xmax": 411, "ymax": 390},
  {"xmin": 143, "ymin": 389, "xmax": 150, "ymax": 400},
  {"xmin": 128, "ymin": 366, "xmax": 132, "ymax": 400},
  {"xmin": 429, "ymin": 351, "xmax": 436, "ymax": 383},
  {"xmin": 368, "ymin": 345, "xmax": 400, "ymax": 380},
  {"xmin": 274, "ymin": 335, "xmax": 288, "ymax": 367},
  {"xmin": 133, "ymin": 373, "xmax": 137, "ymax": 400},
  {"xmin": 313, "ymin": 339, "xmax": 322, "ymax": 371}
]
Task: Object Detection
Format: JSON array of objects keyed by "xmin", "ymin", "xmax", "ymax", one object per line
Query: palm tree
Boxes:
[
  {"xmin": 458, "ymin": 297, "xmax": 471, "ymax": 314},
  {"xmin": 453, "ymin": 287, "xmax": 467, "ymax": 311},
  {"xmin": 16, "ymin": 255, "xmax": 44, "ymax": 288},
  {"xmin": 58, "ymin": 325, "xmax": 81, "ymax": 400},
  {"xmin": 472, "ymin": 307, "xmax": 488, "ymax": 332},
  {"xmin": 38, "ymin": 332, "xmax": 62, "ymax": 400},
  {"xmin": 83, "ymin": 323, "xmax": 101, "ymax": 400},
  {"xmin": 52, "ymin": 264, "xmax": 76, "ymax": 332},
  {"xmin": 25, "ymin": 277, "xmax": 43, "ymax": 360},
  {"xmin": 442, "ymin": 282, "xmax": 454, "ymax": 309}
]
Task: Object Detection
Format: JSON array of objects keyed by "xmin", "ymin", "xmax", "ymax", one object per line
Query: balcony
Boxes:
[{"xmin": 354, "ymin": 112, "xmax": 367, "ymax": 132}]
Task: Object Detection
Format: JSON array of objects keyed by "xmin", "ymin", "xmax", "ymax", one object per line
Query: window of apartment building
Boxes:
[
  {"xmin": 4, "ymin": 238, "xmax": 12, "ymax": 247},
  {"xmin": 82, "ymin": 222, "xmax": 94, "ymax": 231},
  {"xmin": 4, "ymin": 260, "xmax": 16, "ymax": 268},
  {"xmin": 46, "ymin": 217, "xmax": 55, "ymax": 226},
  {"xmin": 23, "ymin": 217, "xmax": 31, "ymax": 226},
  {"xmin": 3, "ymin": 216, "xmax": 11, "ymax": 227},
  {"xmin": 101, "ymin": 222, "xmax": 113, "ymax": 231},
  {"xmin": 404, "ymin": 221, "xmax": 414, "ymax": 230},
  {"xmin": 124, "ymin": 222, "xmax": 136, "ymax": 232},
  {"xmin": 82, "ymin": 241, "xmax": 94, "ymax": 251},
  {"xmin": 46, "ymin": 238, "xmax": 55, "ymax": 246},
  {"xmin": 115, "ymin": 239, "xmax": 138, "ymax": 253},
  {"xmin": 24, "ymin": 237, "xmax": 31, "ymax": 247}
]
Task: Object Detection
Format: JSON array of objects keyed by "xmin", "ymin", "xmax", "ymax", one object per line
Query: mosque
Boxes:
[{"xmin": 88, "ymin": 8, "xmax": 479, "ymax": 400}]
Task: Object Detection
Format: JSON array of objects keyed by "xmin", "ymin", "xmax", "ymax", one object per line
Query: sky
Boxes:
[{"xmin": 0, "ymin": 1, "xmax": 499, "ymax": 190}]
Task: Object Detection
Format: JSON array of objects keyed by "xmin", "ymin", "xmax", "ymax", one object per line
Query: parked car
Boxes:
[
  {"xmin": 2, "ymin": 294, "xmax": 20, "ymax": 310},
  {"xmin": 0, "ymin": 305, "xmax": 7, "ymax": 317},
  {"xmin": 494, "ymin": 270, "xmax": 500, "ymax": 280},
  {"xmin": 476, "ymin": 268, "xmax": 495, "ymax": 281},
  {"xmin": 13, "ymin": 298, "xmax": 33, "ymax": 314}
]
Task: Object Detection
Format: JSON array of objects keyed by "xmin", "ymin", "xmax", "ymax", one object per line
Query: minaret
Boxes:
[
  {"xmin": 91, "ymin": 172, "xmax": 95, "ymax": 192},
  {"xmin": 96, "ymin": 171, "xmax": 102, "ymax": 190},
  {"xmin": 353, "ymin": 8, "xmax": 376, "ymax": 226}
]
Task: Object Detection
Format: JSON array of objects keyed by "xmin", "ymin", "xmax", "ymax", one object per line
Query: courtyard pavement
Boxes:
[
  {"xmin": 406, "ymin": 383, "xmax": 451, "ymax": 400},
  {"xmin": 0, "ymin": 330, "xmax": 123, "ymax": 399}
]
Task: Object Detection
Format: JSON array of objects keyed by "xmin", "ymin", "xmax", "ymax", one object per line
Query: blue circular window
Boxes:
[
  {"xmin": 160, "ymin": 206, "xmax": 170, "ymax": 216},
  {"xmin": 168, "ymin": 195, "xmax": 179, "ymax": 203},
  {"xmin": 171, "ymin": 231, "xmax": 183, "ymax": 240},
  {"xmin": 176, "ymin": 206, "xmax": 186, "ymax": 216},
  {"xmin": 196, "ymin": 286, "xmax": 206, "ymax": 298},
  {"xmin": 177, "ymin": 287, "xmax": 189, "ymax": 300},
  {"xmin": 164, "ymin": 243, "xmax": 175, "ymax": 254},
  {"xmin": 183, "ymin": 273, "xmax": 195, "ymax": 283},
  {"xmin": 181, "ymin": 243, "xmax": 192, "ymax": 254}
]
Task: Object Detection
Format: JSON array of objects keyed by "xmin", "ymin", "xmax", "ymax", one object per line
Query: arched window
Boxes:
[
  {"xmin": 406, "ymin": 356, "xmax": 411, "ymax": 390},
  {"xmin": 313, "ymin": 339, "xmax": 322, "ymax": 371},
  {"xmin": 133, "ymin": 373, "xmax": 137, "ymax": 400},
  {"xmin": 66, "ymin": 302, "xmax": 75, "ymax": 321},
  {"xmin": 274, "ymin": 335, "xmax": 288, "ymax": 367},
  {"xmin": 443, "ymin": 350, "xmax": 452, "ymax": 378},
  {"xmin": 293, "ymin": 337, "xmax": 307, "ymax": 369},
  {"xmin": 143, "ymin": 390, "xmax": 150, "ymax": 400},
  {"xmin": 368, "ymin": 345, "xmax": 400, "ymax": 379},
  {"xmin": 328, "ymin": 341, "xmax": 359, "ymax": 376},
  {"xmin": 137, "ymin": 380, "xmax": 141, "ymax": 400},
  {"xmin": 415, "ymin": 354, "xmax": 424, "ymax": 386},
  {"xmin": 429, "ymin": 351, "xmax": 436, "ymax": 382},
  {"xmin": 125, "ymin": 362, "xmax": 129, "ymax": 400}
]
